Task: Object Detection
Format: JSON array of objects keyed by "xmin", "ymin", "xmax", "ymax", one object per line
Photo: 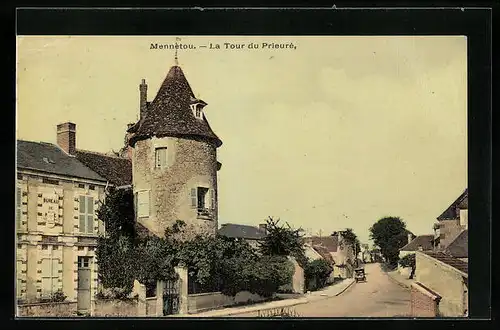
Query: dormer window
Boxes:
[{"xmin": 190, "ymin": 103, "xmax": 204, "ymax": 119}]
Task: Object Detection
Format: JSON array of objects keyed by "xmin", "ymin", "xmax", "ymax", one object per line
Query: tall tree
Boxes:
[
  {"xmin": 336, "ymin": 228, "xmax": 361, "ymax": 266},
  {"xmin": 258, "ymin": 217, "xmax": 307, "ymax": 267},
  {"xmin": 369, "ymin": 216, "xmax": 408, "ymax": 267}
]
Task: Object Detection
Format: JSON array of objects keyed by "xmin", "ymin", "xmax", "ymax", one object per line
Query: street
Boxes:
[{"xmin": 233, "ymin": 263, "xmax": 411, "ymax": 317}]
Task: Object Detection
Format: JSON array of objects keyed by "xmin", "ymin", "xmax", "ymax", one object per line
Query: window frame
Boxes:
[
  {"xmin": 155, "ymin": 147, "xmax": 168, "ymax": 168},
  {"xmin": 79, "ymin": 195, "xmax": 95, "ymax": 234},
  {"xmin": 40, "ymin": 257, "xmax": 59, "ymax": 296}
]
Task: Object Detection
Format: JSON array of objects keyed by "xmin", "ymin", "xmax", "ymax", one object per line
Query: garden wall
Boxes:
[
  {"xmin": 93, "ymin": 298, "xmax": 139, "ymax": 317},
  {"xmin": 188, "ymin": 291, "xmax": 267, "ymax": 314},
  {"xmin": 17, "ymin": 301, "xmax": 78, "ymax": 317}
]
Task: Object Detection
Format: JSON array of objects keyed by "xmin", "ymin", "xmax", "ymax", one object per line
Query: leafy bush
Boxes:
[
  {"xmin": 219, "ymin": 255, "xmax": 294, "ymax": 297},
  {"xmin": 305, "ymin": 259, "xmax": 333, "ymax": 291}
]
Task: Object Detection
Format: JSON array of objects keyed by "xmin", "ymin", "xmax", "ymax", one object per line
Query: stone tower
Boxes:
[{"xmin": 127, "ymin": 65, "xmax": 222, "ymax": 238}]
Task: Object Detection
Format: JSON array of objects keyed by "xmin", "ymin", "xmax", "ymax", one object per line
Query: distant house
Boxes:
[
  {"xmin": 435, "ymin": 188, "xmax": 468, "ymax": 250},
  {"xmin": 217, "ymin": 223, "xmax": 267, "ymax": 249},
  {"xmin": 443, "ymin": 230, "xmax": 468, "ymax": 262},
  {"xmin": 412, "ymin": 251, "xmax": 468, "ymax": 317},
  {"xmin": 304, "ymin": 234, "xmax": 354, "ymax": 279},
  {"xmin": 399, "ymin": 234, "xmax": 435, "ymax": 258}
]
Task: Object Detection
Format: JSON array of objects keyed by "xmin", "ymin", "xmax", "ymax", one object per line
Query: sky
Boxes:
[{"xmin": 16, "ymin": 36, "xmax": 467, "ymax": 244}]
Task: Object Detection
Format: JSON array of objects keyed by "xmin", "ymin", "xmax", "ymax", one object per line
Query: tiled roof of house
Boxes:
[
  {"xmin": 17, "ymin": 140, "xmax": 106, "ymax": 182},
  {"xmin": 444, "ymin": 230, "xmax": 468, "ymax": 258},
  {"xmin": 304, "ymin": 236, "xmax": 339, "ymax": 253},
  {"xmin": 75, "ymin": 150, "xmax": 132, "ymax": 187},
  {"xmin": 437, "ymin": 188, "xmax": 468, "ymax": 220},
  {"xmin": 423, "ymin": 251, "xmax": 468, "ymax": 275},
  {"xmin": 312, "ymin": 245, "xmax": 335, "ymax": 264},
  {"xmin": 128, "ymin": 65, "xmax": 222, "ymax": 148},
  {"xmin": 400, "ymin": 235, "xmax": 435, "ymax": 252},
  {"xmin": 218, "ymin": 224, "xmax": 267, "ymax": 240}
]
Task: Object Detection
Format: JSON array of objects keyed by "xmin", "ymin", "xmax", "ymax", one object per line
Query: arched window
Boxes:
[{"xmin": 190, "ymin": 103, "xmax": 204, "ymax": 119}]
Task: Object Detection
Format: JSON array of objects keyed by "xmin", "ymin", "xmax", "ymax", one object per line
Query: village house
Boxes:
[
  {"xmin": 16, "ymin": 124, "xmax": 112, "ymax": 314},
  {"xmin": 217, "ymin": 223, "xmax": 268, "ymax": 249},
  {"xmin": 410, "ymin": 188, "xmax": 469, "ymax": 317},
  {"xmin": 304, "ymin": 231, "xmax": 355, "ymax": 279},
  {"xmin": 398, "ymin": 233, "xmax": 434, "ymax": 278},
  {"xmin": 16, "ymin": 61, "xmax": 224, "ymax": 316},
  {"xmin": 434, "ymin": 188, "xmax": 468, "ymax": 250}
]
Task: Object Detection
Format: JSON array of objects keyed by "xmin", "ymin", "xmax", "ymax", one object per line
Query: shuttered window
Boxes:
[
  {"xmin": 190, "ymin": 188, "xmax": 197, "ymax": 208},
  {"xmin": 41, "ymin": 258, "xmax": 59, "ymax": 296},
  {"xmin": 16, "ymin": 187, "xmax": 21, "ymax": 229},
  {"xmin": 137, "ymin": 191, "xmax": 150, "ymax": 218},
  {"xmin": 155, "ymin": 147, "xmax": 168, "ymax": 168},
  {"xmin": 79, "ymin": 196, "xmax": 94, "ymax": 234}
]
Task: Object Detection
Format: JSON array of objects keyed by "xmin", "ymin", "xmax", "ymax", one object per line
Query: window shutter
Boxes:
[
  {"xmin": 161, "ymin": 148, "xmax": 167, "ymax": 167},
  {"xmin": 210, "ymin": 189, "xmax": 215, "ymax": 210},
  {"xmin": 41, "ymin": 259, "xmax": 51, "ymax": 276},
  {"xmin": 16, "ymin": 187, "xmax": 21, "ymax": 227},
  {"xmin": 87, "ymin": 197, "xmax": 94, "ymax": 233},
  {"xmin": 137, "ymin": 191, "xmax": 150, "ymax": 218},
  {"xmin": 190, "ymin": 188, "xmax": 197, "ymax": 208},
  {"xmin": 134, "ymin": 192, "xmax": 138, "ymax": 219}
]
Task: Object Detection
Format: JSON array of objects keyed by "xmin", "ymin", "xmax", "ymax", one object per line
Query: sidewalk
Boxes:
[
  {"xmin": 178, "ymin": 278, "xmax": 355, "ymax": 317},
  {"xmin": 385, "ymin": 269, "xmax": 413, "ymax": 289}
]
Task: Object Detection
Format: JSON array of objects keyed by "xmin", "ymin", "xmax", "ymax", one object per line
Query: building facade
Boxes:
[
  {"xmin": 127, "ymin": 65, "xmax": 223, "ymax": 239},
  {"xmin": 435, "ymin": 188, "xmax": 468, "ymax": 250},
  {"xmin": 16, "ymin": 134, "xmax": 108, "ymax": 313}
]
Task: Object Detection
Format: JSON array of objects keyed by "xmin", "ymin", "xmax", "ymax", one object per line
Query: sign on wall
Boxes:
[{"xmin": 41, "ymin": 193, "xmax": 59, "ymax": 227}]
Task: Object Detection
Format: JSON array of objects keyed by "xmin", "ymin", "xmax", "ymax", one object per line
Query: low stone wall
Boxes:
[
  {"xmin": 188, "ymin": 291, "xmax": 267, "ymax": 313},
  {"xmin": 410, "ymin": 282, "xmax": 441, "ymax": 317},
  {"xmin": 93, "ymin": 298, "xmax": 139, "ymax": 317},
  {"xmin": 17, "ymin": 301, "xmax": 78, "ymax": 317},
  {"xmin": 146, "ymin": 297, "xmax": 157, "ymax": 316}
]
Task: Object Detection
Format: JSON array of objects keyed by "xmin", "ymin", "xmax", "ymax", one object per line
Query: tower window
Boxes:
[
  {"xmin": 155, "ymin": 147, "xmax": 168, "ymax": 168},
  {"xmin": 190, "ymin": 187, "xmax": 215, "ymax": 218},
  {"xmin": 190, "ymin": 103, "xmax": 204, "ymax": 119}
]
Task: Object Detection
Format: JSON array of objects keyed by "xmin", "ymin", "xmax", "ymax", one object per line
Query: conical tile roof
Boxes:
[{"xmin": 129, "ymin": 65, "xmax": 222, "ymax": 147}]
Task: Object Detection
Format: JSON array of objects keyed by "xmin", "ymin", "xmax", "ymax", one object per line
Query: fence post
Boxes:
[
  {"xmin": 156, "ymin": 281, "xmax": 164, "ymax": 317},
  {"xmin": 175, "ymin": 266, "xmax": 188, "ymax": 314}
]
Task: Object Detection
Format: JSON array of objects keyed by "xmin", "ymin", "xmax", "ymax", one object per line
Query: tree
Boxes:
[
  {"xmin": 369, "ymin": 216, "xmax": 408, "ymax": 267},
  {"xmin": 336, "ymin": 228, "xmax": 361, "ymax": 266},
  {"xmin": 258, "ymin": 217, "xmax": 308, "ymax": 267},
  {"xmin": 95, "ymin": 187, "xmax": 137, "ymax": 294}
]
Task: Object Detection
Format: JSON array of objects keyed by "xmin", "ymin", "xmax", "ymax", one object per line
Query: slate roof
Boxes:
[
  {"xmin": 128, "ymin": 65, "xmax": 222, "ymax": 148},
  {"xmin": 75, "ymin": 150, "xmax": 132, "ymax": 187},
  {"xmin": 17, "ymin": 140, "xmax": 106, "ymax": 182},
  {"xmin": 218, "ymin": 224, "xmax": 267, "ymax": 240},
  {"xmin": 437, "ymin": 188, "xmax": 468, "ymax": 220},
  {"xmin": 400, "ymin": 235, "xmax": 435, "ymax": 252},
  {"xmin": 444, "ymin": 230, "xmax": 468, "ymax": 258},
  {"xmin": 423, "ymin": 251, "xmax": 468, "ymax": 275},
  {"xmin": 312, "ymin": 245, "xmax": 335, "ymax": 264},
  {"xmin": 304, "ymin": 236, "xmax": 339, "ymax": 253}
]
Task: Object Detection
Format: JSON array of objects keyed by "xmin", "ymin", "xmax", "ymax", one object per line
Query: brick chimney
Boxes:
[
  {"xmin": 57, "ymin": 122, "xmax": 76, "ymax": 155},
  {"xmin": 259, "ymin": 223, "xmax": 268, "ymax": 234},
  {"xmin": 139, "ymin": 79, "xmax": 148, "ymax": 119}
]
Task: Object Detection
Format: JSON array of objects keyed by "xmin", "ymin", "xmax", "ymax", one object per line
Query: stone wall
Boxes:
[
  {"xmin": 132, "ymin": 136, "xmax": 218, "ymax": 238},
  {"xmin": 410, "ymin": 282, "xmax": 440, "ymax": 317},
  {"xmin": 146, "ymin": 297, "xmax": 156, "ymax": 316},
  {"xmin": 415, "ymin": 252, "xmax": 467, "ymax": 317},
  {"xmin": 17, "ymin": 301, "xmax": 77, "ymax": 317},
  {"xmin": 188, "ymin": 291, "xmax": 267, "ymax": 314},
  {"xmin": 93, "ymin": 298, "xmax": 139, "ymax": 317}
]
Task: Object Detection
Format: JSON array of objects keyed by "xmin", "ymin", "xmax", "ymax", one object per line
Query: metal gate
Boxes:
[{"xmin": 163, "ymin": 280, "xmax": 180, "ymax": 315}]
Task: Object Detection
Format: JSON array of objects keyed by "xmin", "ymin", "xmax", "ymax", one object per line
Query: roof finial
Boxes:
[{"xmin": 175, "ymin": 37, "xmax": 181, "ymax": 66}]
